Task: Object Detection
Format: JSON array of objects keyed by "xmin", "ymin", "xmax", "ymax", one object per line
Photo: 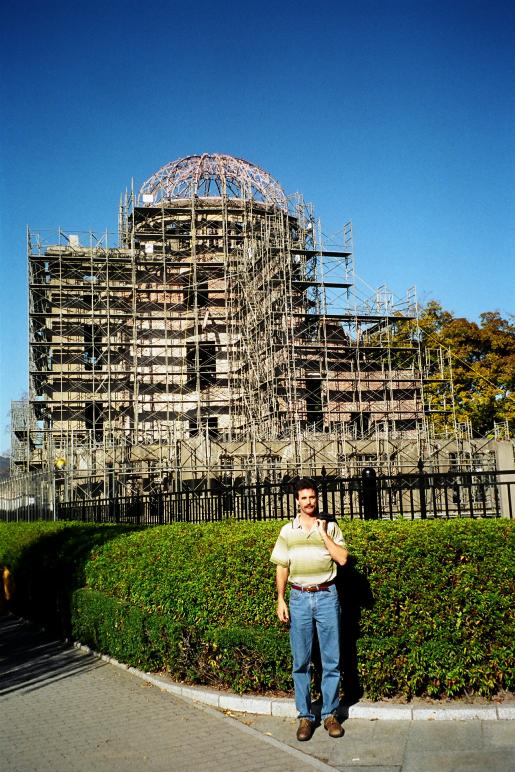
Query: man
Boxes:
[{"xmin": 270, "ymin": 477, "xmax": 348, "ymax": 741}]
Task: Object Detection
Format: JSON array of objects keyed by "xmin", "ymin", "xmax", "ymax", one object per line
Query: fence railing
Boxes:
[{"xmin": 2, "ymin": 468, "xmax": 512, "ymax": 524}]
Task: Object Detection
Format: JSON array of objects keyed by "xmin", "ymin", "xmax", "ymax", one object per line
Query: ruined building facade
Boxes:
[{"xmin": 11, "ymin": 154, "xmax": 510, "ymax": 497}]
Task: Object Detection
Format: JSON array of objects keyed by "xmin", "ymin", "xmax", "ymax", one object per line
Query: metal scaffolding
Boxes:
[{"xmin": 11, "ymin": 152, "xmax": 505, "ymax": 500}]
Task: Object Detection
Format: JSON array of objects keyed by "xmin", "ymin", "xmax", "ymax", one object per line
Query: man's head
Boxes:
[
  {"xmin": 294, "ymin": 477, "xmax": 319, "ymax": 517},
  {"xmin": 294, "ymin": 477, "xmax": 318, "ymax": 499}
]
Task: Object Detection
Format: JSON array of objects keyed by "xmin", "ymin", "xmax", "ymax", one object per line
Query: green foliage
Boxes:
[
  {"xmin": 71, "ymin": 589, "xmax": 292, "ymax": 693},
  {"xmin": 389, "ymin": 301, "xmax": 515, "ymax": 436},
  {"xmin": 0, "ymin": 521, "xmax": 141, "ymax": 636},
  {"xmin": 83, "ymin": 521, "xmax": 279, "ymax": 631},
  {"xmin": 0, "ymin": 520, "xmax": 70, "ymax": 568},
  {"xmin": 1, "ymin": 519, "xmax": 514, "ymax": 700},
  {"xmin": 343, "ymin": 519, "xmax": 515, "ymax": 698},
  {"xmin": 202, "ymin": 626, "xmax": 291, "ymax": 693},
  {"xmin": 71, "ymin": 589, "xmax": 186, "ymax": 672}
]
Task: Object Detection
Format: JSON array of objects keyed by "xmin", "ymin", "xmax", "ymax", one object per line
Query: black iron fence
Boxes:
[
  {"xmin": 21, "ymin": 468, "xmax": 511, "ymax": 525},
  {"xmin": 2, "ymin": 468, "xmax": 514, "ymax": 525}
]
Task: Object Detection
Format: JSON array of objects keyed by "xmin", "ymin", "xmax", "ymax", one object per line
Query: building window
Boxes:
[
  {"xmin": 85, "ymin": 402, "xmax": 103, "ymax": 442},
  {"xmin": 184, "ymin": 270, "xmax": 209, "ymax": 308},
  {"xmin": 83, "ymin": 324, "xmax": 102, "ymax": 370},
  {"xmin": 306, "ymin": 379, "xmax": 323, "ymax": 430},
  {"xmin": 186, "ymin": 342, "xmax": 217, "ymax": 388},
  {"xmin": 349, "ymin": 411, "xmax": 370, "ymax": 435},
  {"xmin": 189, "ymin": 416, "xmax": 219, "ymax": 439}
]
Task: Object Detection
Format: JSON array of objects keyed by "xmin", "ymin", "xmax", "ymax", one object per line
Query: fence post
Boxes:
[
  {"xmin": 256, "ymin": 474, "xmax": 262, "ymax": 521},
  {"xmin": 417, "ymin": 459, "xmax": 427, "ymax": 520},
  {"xmin": 157, "ymin": 491, "xmax": 164, "ymax": 525},
  {"xmin": 185, "ymin": 487, "xmax": 190, "ymax": 522},
  {"xmin": 320, "ymin": 466, "xmax": 329, "ymax": 514},
  {"xmin": 134, "ymin": 493, "xmax": 142, "ymax": 525},
  {"xmin": 109, "ymin": 495, "xmax": 117, "ymax": 524},
  {"xmin": 361, "ymin": 468, "xmax": 378, "ymax": 520}
]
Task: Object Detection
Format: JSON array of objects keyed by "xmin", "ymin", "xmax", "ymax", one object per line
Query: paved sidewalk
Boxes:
[
  {"xmin": 229, "ymin": 711, "xmax": 515, "ymax": 771},
  {"xmin": 1, "ymin": 614, "xmax": 514, "ymax": 772},
  {"xmin": 0, "ymin": 615, "xmax": 329, "ymax": 772}
]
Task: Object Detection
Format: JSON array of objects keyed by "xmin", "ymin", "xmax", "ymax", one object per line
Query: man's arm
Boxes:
[
  {"xmin": 317, "ymin": 520, "xmax": 348, "ymax": 565},
  {"xmin": 275, "ymin": 564, "xmax": 290, "ymax": 623}
]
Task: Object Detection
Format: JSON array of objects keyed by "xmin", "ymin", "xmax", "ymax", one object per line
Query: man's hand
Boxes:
[
  {"xmin": 275, "ymin": 565, "xmax": 290, "ymax": 623},
  {"xmin": 317, "ymin": 520, "xmax": 348, "ymax": 566},
  {"xmin": 277, "ymin": 598, "xmax": 289, "ymax": 623}
]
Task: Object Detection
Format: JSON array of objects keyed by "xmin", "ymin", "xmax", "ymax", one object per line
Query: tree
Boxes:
[{"xmin": 391, "ymin": 302, "xmax": 515, "ymax": 437}]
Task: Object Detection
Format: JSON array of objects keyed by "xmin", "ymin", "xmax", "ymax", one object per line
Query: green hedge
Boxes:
[
  {"xmin": 71, "ymin": 588, "xmax": 291, "ymax": 693},
  {"xmin": 0, "ymin": 521, "xmax": 141, "ymax": 636},
  {"xmin": 1, "ymin": 519, "xmax": 514, "ymax": 700}
]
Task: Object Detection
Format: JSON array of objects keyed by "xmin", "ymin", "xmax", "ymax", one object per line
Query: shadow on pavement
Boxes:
[{"xmin": 0, "ymin": 613, "xmax": 105, "ymax": 697}]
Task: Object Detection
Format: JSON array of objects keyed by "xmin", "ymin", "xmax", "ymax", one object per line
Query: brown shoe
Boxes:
[
  {"xmin": 323, "ymin": 715, "xmax": 344, "ymax": 738},
  {"xmin": 296, "ymin": 718, "xmax": 315, "ymax": 741}
]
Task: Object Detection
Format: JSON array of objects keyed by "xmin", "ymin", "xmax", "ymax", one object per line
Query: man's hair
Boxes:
[{"xmin": 294, "ymin": 477, "xmax": 319, "ymax": 499}]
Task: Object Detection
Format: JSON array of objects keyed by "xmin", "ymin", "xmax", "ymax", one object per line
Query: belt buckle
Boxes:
[{"xmin": 306, "ymin": 584, "xmax": 319, "ymax": 592}]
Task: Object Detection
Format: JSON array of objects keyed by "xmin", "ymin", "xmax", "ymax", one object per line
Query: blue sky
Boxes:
[{"xmin": 1, "ymin": 0, "xmax": 514, "ymax": 452}]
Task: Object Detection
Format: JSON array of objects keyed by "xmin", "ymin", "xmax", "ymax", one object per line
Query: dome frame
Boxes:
[{"xmin": 139, "ymin": 153, "xmax": 288, "ymax": 210}]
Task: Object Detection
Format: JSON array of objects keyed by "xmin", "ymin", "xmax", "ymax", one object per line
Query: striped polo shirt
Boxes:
[{"xmin": 270, "ymin": 516, "xmax": 346, "ymax": 586}]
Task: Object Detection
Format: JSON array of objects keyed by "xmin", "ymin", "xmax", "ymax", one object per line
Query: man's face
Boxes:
[{"xmin": 296, "ymin": 488, "xmax": 318, "ymax": 517}]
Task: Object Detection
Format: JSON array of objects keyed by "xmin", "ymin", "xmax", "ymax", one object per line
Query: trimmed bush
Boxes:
[
  {"xmin": 1, "ymin": 518, "xmax": 514, "ymax": 700},
  {"xmin": 0, "ymin": 521, "xmax": 142, "ymax": 636},
  {"xmin": 72, "ymin": 588, "xmax": 186, "ymax": 672}
]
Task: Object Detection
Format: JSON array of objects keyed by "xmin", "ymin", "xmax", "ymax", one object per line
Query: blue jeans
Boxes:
[{"xmin": 289, "ymin": 584, "xmax": 341, "ymax": 721}]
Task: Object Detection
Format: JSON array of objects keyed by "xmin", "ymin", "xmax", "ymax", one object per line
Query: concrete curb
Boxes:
[{"xmin": 74, "ymin": 642, "xmax": 514, "ymax": 721}]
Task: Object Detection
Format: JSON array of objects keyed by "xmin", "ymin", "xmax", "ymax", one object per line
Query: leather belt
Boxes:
[{"xmin": 290, "ymin": 580, "xmax": 336, "ymax": 593}]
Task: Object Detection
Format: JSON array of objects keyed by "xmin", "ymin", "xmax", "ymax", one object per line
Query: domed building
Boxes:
[
  {"xmin": 20, "ymin": 153, "xmax": 445, "ymax": 497},
  {"xmin": 116, "ymin": 153, "xmax": 359, "ymax": 456}
]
